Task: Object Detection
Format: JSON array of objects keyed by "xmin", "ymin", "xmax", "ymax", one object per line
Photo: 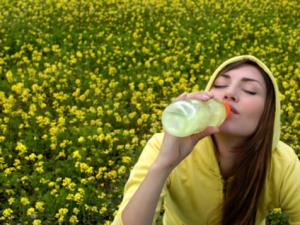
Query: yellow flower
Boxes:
[
  {"xmin": 20, "ymin": 197, "xmax": 30, "ymax": 205},
  {"xmin": 132, "ymin": 31, "xmax": 139, "ymax": 39},
  {"xmin": 78, "ymin": 136, "xmax": 85, "ymax": 143},
  {"xmin": 118, "ymin": 165, "xmax": 126, "ymax": 175},
  {"xmin": 2, "ymin": 208, "xmax": 13, "ymax": 218},
  {"xmin": 48, "ymin": 181, "xmax": 55, "ymax": 188},
  {"xmin": 55, "ymin": 208, "xmax": 68, "ymax": 223},
  {"xmin": 76, "ymin": 162, "xmax": 93, "ymax": 174},
  {"xmin": 11, "ymin": 82, "xmax": 24, "ymax": 94},
  {"xmin": 51, "ymin": 44, "xmax": 61, "ymax": 53},
  {"xmin": 108, "ymin": 66, "xmax": 117, "ymax": 76},
  {"xmin": 74, "ymin": 192, "xmax": 83, "ymax": 203},
  {"xmin": 27, "ymin": 207, "xmax": 35, "ymax": 216},
  {"xmin": 128, "ymin": 112, "xmax": 136, "ymax": 119},
  {"xmin": 35, "ymin": 161, "xmax": 44, "ymax": 173},
  {"xmin": 76, "ymin": 51, "xmax": 83, "ymax": 58},
  {"xmin": 107, "ymin": 170, "xmax": 117, "ymax": 180},
  {"xmin": 142, "ymin": 46, "xmax": 150, "ymax": 54},
  {"xmin": 69, "ymin": 215, "xmax": 78, "ymax": 224},
  {"xmin": 73, "ymin": 208, "xmax": 80, "ymax": 215},
  {"xmin": 72, "ymin": 150, "xmax": 81, "ymax": 160},
  {"xmin": 6, "ymin": 70, "xmax": 13, "ymax": 82},
  {"xmin": 5, "ymin": 189, "xmax": 15, "ymax": 195},
  {"xmin": 28, "ymin": 103, "xmax": 37, "ymax": 116},
  {"xmin": 99, "ymin": 206, "xmax": 107, "ymax": 215},
  {"xmin": 35, "ymin": 201, "xmax": 45, "ymax": 212},
  {"xmin": 66, "ymin": 193, "xmax": 74, "ymax": 201},
  {"xmin": 14, "ymin": 159, "xmax": 21, "ymax": 169},
  {"xmin": 8, "ymin": 197, "xmax": 15, "ymax": 205},
  {"xmin": 50, "ymin": 143, "xmax": 57, "ymax": 150},
  {"xmin": 33, "ymin": 219, "xmax": 42, "ymax": 225},
  {"xmin": 15, "ymin": 142, "xmax": 27, "ymax": 155},
  {"xmin": 98, "ymin": 192, "xmax": 106, "ymax": 199},
  {"xmin": 36, "ymin": 116, "xmax": 50, "ymax": 127},
  {"xmin": 62, "ymin": 177, "xmax": 72, "ymax": 187},
  {"xmin": 55, "ymin": 150, "xmax": 66, "ymax": 160},
  {"xmin": 43, "ymin": 47, "xmax": 50, "ymax": 53},
  {"xmin": 138, "ymin": 82, "xmax": 144, "ymax": 90},
  {"xmin": 4, "ymin": 167, "xmax": 15, "ymax": 175},
  {"xmin": 273, "ymin": 208, "xmax": 282, "ymax": 214},
  {"xmin": 26, "ymin": 153, "xmax": 37, "ymax": 161},
  {"xmin": 70, "ymin": 55, "xmax": 77, "ymax": 64},
  {"xmin": 32, "ymin": 50, "xmax": 42, "ymax": 62}
]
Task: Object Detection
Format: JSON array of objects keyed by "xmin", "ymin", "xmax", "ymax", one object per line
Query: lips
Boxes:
[{"xmin": 230, "ymin": 105, "xmax": 239, "ymax": 114}]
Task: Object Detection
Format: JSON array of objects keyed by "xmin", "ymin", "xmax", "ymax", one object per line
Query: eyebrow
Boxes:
[{"xmin": 219, "ymin": 74, "xmax": 264, "ymax": 87}]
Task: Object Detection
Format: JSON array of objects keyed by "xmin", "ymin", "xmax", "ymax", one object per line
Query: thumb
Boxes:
[
  {"xmin": 203, "ymin": 126, "xmax": 220, "ymax": 136},
  {"xmin": 191, "ymin": 126, "xmax": 220, "ymax": 143}
]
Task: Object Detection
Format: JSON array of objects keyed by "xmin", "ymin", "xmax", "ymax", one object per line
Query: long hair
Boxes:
[{"xmin": 214, "ymin": 60, "xmax": 276, "ymax": 225}]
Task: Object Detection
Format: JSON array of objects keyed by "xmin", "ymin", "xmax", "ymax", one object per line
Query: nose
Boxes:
[{"xmin": 223, "ymin": 90, "xmax": 239, "ymax": 102}]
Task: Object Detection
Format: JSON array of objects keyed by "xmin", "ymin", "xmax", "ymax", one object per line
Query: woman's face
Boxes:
[{"xmin": 210, "ymin": 64, "xmax": 267, "ymax": 138}]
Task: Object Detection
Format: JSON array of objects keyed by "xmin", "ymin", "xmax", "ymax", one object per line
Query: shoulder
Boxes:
[
  {"xmin": 271, "ymin": 141, "xmax": 299, "ymax": 165},
  {"xmin": 149, "ymin": 133, "xmax": 164, "ymax": 145},
  {"xmin": 268, "ymin": 141, "xmax": 300, "ymax": 214},
  {"xmin": 133, "ymin": 133, "xmax": 165, "ymax": 166},
  {"xmin": 262, "ymin": 141, "xmax": 299, "ymax": 207},
  {"xmin": 269, "ymin": 140, "xmax": 299, "ymax": 182}
]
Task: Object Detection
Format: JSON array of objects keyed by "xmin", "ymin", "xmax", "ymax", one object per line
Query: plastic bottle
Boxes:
[{"xmin": 162, "ymin": 98, "xmax": 231, "ymax": 137}]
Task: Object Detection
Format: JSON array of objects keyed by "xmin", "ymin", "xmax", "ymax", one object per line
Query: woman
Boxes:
[{"xmin": 112, "ymin": 55, "xmax": 300, "ymax": 225}]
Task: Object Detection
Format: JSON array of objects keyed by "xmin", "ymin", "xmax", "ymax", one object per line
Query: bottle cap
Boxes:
[{"xmin": 223, "ymin": 101, "xmax": 231, "ymax": 119}]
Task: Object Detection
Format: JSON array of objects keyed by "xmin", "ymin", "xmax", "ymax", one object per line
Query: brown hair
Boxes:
[{"xmin": 214, "ymin": 60, "xmax": 276, "ymax": 225}]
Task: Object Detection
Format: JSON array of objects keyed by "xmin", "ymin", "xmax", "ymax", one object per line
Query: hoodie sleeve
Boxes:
[
  {"xmin": 111, "ymin": 133, "xmax": 168, "ymax": 225},
  {"xmin": 279, "ymin": 147, "xmax": 300, "ymax": 224}
]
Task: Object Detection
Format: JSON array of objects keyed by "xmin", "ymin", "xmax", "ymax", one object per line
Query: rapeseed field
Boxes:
[{"xmin": 0, "ymin": 0, "xmax": 299, "ymax": 224}]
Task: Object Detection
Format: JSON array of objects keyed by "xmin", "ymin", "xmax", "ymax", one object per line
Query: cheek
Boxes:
[{"xmin": 243, "ymin": 98, "xmax": 265, "ymax": 121}]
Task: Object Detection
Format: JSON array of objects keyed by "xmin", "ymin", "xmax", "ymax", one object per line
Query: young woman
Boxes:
[{"xmin": 112, "ymin": 55, "xmax": 300, "ymax": 225}]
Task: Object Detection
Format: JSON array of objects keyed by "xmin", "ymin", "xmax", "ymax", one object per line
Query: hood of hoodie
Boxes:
[{"xmin": 204, "ymin": 55, "xmax": 281, "ymax": 150}]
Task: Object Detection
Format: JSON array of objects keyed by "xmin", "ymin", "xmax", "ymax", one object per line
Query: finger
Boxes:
[
  {"xmin": 175, "ymin": 92, "xmax": 188, "ymax": 101},
  {"xmin": 188, "ymin": 92, "xmax": 214, "ymax": 101},
  {"xmin": 203, "ymin": 126, "xmax": 220, "ymax": 135},
  {"xmin": 190, "ymin": 126, "xmax": 219, "ymax": 143}
]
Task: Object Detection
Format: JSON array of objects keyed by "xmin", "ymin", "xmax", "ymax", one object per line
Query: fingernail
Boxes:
[{"xmin": 194, "ymin": 92, "xmax": 202, "ymax": 97}]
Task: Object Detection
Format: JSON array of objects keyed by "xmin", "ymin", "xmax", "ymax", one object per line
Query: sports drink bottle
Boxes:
[{"xmin": 162, "ymin": 98, "xmax": 231, "ymax": 137}]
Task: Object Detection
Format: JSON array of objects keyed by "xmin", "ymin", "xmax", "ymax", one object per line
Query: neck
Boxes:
[{"xmin": 212, "ymin": 133, "xmax": 246, "ymax": 178}]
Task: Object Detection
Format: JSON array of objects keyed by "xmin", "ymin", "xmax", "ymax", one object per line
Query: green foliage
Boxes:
[
  {"xmin": 266, "ymin": 208, "xmax": 289, "ymax": 225},
  {"xmin": 0, "ymin": 0, "xmax": 299, "ymax": 224}
]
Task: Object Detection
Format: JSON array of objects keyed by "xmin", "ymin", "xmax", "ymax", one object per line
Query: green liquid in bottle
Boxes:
[{"xmin": 162, "ymin": 99, "xmax": 229, "ymax": 137}]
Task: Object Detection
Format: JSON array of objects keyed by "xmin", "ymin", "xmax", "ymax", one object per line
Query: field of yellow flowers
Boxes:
[{"xmin": 0, "ymin": 0, "xmax": 299, "ymax": 224}]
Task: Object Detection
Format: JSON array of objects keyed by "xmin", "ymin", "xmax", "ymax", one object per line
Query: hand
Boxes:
[{"xmin": 155, "ymin": 92, "xmax": 220, "ymax": 169}]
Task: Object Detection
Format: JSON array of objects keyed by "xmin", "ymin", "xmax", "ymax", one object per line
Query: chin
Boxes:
[{"xmin": 219, "ymin": 123, "xmax": 251, "ymax": 137}]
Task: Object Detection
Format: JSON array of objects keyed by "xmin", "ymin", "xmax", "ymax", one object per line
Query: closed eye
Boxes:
[
  {"xmin": 213, "ymin": 84, "xmax": 257, "ymax": 95},
  {"xmin": 244, "ymin": 90, "xmax": 256, "ymax": 95},
  {"xmin": 212, "ymin": 84, "xmax": 227, "ymax": 88}
]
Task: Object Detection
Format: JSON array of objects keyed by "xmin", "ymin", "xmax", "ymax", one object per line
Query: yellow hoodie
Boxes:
[{"xmin": 112, "ymin": 55, "xmax": 300, "ymax": 225}]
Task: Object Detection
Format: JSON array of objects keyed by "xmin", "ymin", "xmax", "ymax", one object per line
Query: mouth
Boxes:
[{"xmin": 230, "ymin": 105, "xmax": 239, "ymax": 114}]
